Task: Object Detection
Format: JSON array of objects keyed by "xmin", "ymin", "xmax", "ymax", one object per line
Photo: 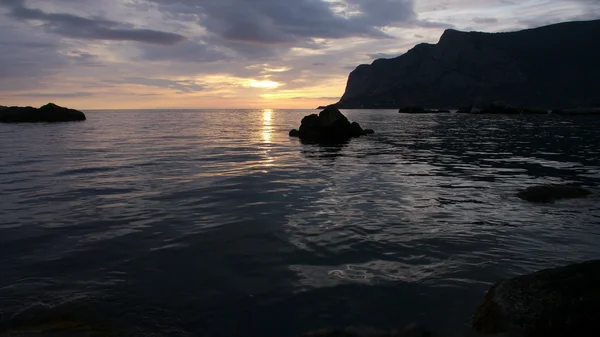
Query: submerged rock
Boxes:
[
  {"xmin": 472, "ymin": 260, "xmax": 600, "ymax": 337},
  {"xmin": 0, "ymin": 103, "xmax": 86, "ymax": 123},
  {"xmin": 290, "ymin": 106, "xmax": 374, "ymax": 143},
  {"xmin": 517, "ymin": 184, "xmax": 591, "ymax": 203}
]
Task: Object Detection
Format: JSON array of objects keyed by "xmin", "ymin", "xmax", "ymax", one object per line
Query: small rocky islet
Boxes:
[
  {"xmin": 0, "ymin": 103, "xmax": 86, "ymax": 123},
  {"xmin": 289, "ymin": 106, "xmax": 374, "ymax": 144}
]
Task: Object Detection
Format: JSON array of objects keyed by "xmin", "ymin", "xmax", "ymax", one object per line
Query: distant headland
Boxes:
[
  {"xmin": 333, "ymin": 19, "xmax": 600, "ymax": 110},
  {"xmin": 0, "ymin": 103, "xmax": 86, "ymax": 123}
]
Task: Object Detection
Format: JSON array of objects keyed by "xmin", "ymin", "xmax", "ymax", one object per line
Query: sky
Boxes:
[{"xmin": 1, "ymin": 0, "xmax": 599, "ymax": 109}]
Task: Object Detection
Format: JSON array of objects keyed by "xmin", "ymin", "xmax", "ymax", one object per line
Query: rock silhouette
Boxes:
[
  {"xmin": 289, "ymin": 107, "xmax": 374, "ymax": 144},
  {"xmin": 517, "ymin": 184, "xmax": 591, "ymax": 203},
  {"xmin": 0, "ymin": 103, "xmax": 86, "ymax": 123},
  {"xmin": 336, "ymin": 20, "xmax": 600, "ymax": 109}
]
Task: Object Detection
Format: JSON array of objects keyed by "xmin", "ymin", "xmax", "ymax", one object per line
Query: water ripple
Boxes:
[{"xmin": 1, "ymin": 110, "xmax": 599, "ymax": 336}]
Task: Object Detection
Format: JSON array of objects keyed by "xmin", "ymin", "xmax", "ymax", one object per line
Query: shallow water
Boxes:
[{"xmin": 1, "ymin": 110, "xmax": 599, "ymax": 336}]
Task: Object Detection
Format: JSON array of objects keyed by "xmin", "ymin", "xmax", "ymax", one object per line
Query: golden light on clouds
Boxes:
[
  {"xmin": 245, "ymin": 80, "xmax": 281, "ymax": 89},
  {"xmin": 263, "ymin": 66, "xmax": 291, "ymax": 73}
]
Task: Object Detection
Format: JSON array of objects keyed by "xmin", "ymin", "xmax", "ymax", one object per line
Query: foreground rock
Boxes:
[
  {"xmin": 517, "ymin": 184, "xmax": 591, "ymax": 203},
  {"xmin": 398, "ymin": 106, "xmax": 450, "ymax": 114},
  {"xmin": 302, "ymin": 324, "xmax": 432, "ymax": 337},
  {"xmin": 289, "ymin": 107, "xmax": 374, "ymax": 143},
  {"xmin": 472, "ymin": 260, "xmax": 600, "ymax": 337},
  {"xmin": 0, "ymin": 103, "xmax": 86, "ymax": 123}
]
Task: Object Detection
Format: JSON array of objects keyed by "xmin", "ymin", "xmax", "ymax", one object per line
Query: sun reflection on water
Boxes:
[
  {"xmin": 262, "ymin": 109, "xmax": 273, "ymax": 143},
  {"xmin": 260, "ymin": 109, "xmax": 275, "ymax": 168}
]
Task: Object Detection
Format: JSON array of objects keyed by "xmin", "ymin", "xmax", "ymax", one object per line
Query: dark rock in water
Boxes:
[
  {"xmin": 301, "ymin": 324, "xmax": 432, "ymax": 337},
  {"xmin": 552, "ymin": 108, "xmax": 600, "ymax": 115},
  {"xmin": 399, "ymin": 106, "xmax": 428, "ymax": 114},
  {"xmin": 363, "ymin": 129, "xmax": 375, "ymax": 134},
  {"xmin": 399, "ymin": 106, "xmax": 451, "ymax": 114},
  {"xmin": 457, "ymin": 105, "xmax": 474, "ymax": 114},
  {"xmin": 0, "ymin": 103, "xmax": 86, "ymax": 123},
  {"xmin": 480, "ymin": 102, "xmax": 520, "ymax": 114},
  {"xmin": 517, "ymin": 184, "xmax": 591, "ymax": 203},
  {"xmin": 458, "ymin": 104, "xmax": 548, "ymax": 115},
  {"xmin": 520, "ymin": 107, "xmax": 548, "ymax": 115},
  {"xmin": 472, "ymin": 260, "xmax": 600, "ymax": 337},
  {"xmin": 290, "ymin": 106, "xmax": 374, "ymax": 143}
]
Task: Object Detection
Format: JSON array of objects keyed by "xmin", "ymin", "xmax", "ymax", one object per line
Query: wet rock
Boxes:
[
  {"xmin": 472, "ymin": 260, "xmax": 600, "ymax": 337},
  {"xmin": 290, "ymin": 106, "xmax": 374, "ymax": 143},
  {"xmin": 0, "ymin": 103, "xmax": 86, "ymax": 123},
  {"xmin": 517, "ymin": 184, "xmax": 591, "ymax": 203}
]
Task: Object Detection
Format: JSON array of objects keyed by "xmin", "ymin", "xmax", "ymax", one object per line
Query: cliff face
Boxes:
[{"xmin": 336, "ymin": 20, "xmax": 600, "ymax": 109}]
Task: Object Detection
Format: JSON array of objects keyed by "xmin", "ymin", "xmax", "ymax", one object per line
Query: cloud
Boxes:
[
  {"xmin": 107, "ymin": 77, "xmax": 206, "ymax": 93},
  {"xmin": 0, "ymin": 22, "xmax": 67, "ymax": 90},
  {"xmin": 145, "ymin": 0, "xmax": 418, "ymax": 51},
  {"xmin": 15, "ymin": 92, "xmax": 94, "ymax": 98},
  {"xmin": 139, "ymin": 40, "xmax": 228, "ymax": 63},
  {"xmin": 2, "ymin": 0, "xmax": 186, "ymax": 45},
  {"xmin": 472, "ymin": 17, "xmax": 499, "ymax": 24}
]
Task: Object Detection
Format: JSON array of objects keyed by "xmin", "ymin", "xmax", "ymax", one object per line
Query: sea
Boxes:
[{"xmin": 1, "ymin": 109, "xmax": 599, "ymax": 336}]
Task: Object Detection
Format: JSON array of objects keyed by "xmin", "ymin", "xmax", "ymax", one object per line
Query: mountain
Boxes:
[{"xmin": 336, "ymin": 20, "xmax": 600, "ymax": 109}]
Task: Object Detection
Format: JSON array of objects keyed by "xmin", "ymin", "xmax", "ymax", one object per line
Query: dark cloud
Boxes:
[
  {"xmin": 2, "ymin": 0, "xmax": 186, "ymax": 45},
  {"xmin": 145, "ymin": 0, "xmax": 419, "ymax": 52},
  {"xmin": 139, "ymin": 40, "xmax": 229, "ymax": 63},
  {"xmin": 0, "ymin": 23, "xmax": 66, "ymax": 83}
]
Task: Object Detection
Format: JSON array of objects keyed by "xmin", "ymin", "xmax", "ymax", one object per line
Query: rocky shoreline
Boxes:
[
  {"xmin": 2, "ymin": 260, "xmax": 597, "ymax": 336},
  {"xmin": 394, "ymin": 103, "xmax": 600, "ymax": 115},
  {"xmin": 0, "ymin": 103, "xmax": 86, "ymax": 123}
]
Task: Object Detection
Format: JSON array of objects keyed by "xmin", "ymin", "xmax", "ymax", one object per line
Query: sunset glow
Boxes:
[{"xmin": 1, "ymin": 0, "xmax": 598, "ymax": 109}]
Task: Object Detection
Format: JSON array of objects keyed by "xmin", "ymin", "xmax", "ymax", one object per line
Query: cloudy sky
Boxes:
[{"xmin": 1, "ymin": 0, "xmax": 599, "ymax": 109}]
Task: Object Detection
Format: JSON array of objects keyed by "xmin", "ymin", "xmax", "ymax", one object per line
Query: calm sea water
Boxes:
[{"xmin": 1, "ymin": 109, "xmax": 599, "ymax": 336}]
